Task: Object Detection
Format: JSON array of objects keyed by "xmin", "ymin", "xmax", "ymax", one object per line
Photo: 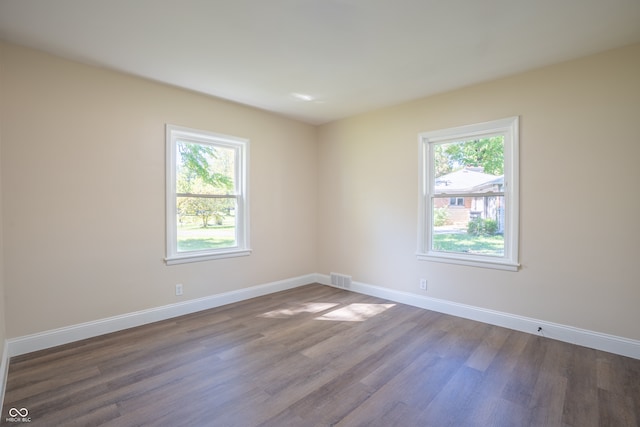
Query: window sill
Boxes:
[
  {"xmin": 417, "ymin": 252, "xmax": 519, "ymax": 271},
  {"xmin": 165, "ymin": 249, "xmax": 252, "ymax": 265}
]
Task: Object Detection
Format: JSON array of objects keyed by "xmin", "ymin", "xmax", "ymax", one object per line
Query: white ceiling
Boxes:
[{"xmin": 1, "ymin": 0, "xmax": 639, "ymax": 124}]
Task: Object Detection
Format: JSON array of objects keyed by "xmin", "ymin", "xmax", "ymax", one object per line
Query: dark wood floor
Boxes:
[{"xmin": 2, "ymin": 284, "xmax": 639, "ymax": 426}]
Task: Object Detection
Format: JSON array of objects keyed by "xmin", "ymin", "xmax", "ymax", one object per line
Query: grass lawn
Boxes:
[
  {"xmin": 177, "ymin": 223, "xmax": 236, "ymax": 251},
  {"xmin": 433, "ymin": 233, "xmax": 504, "ymax": 256}
]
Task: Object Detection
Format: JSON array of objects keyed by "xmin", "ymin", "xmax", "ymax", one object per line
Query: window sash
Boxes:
[
  {"xmin": 176, "ymin": 193, "xmax": 239, "ymax": 199},
  {"xmin": 166, "ymin": 125, "xmax": 250, "ymax": 265},
  {"xmin": 417, "ymin": 117, "xmax": 519, "ymax": 271},
  {"xmin": 440, "ymin": 192, "xmax": 504, "ymax": 198}
]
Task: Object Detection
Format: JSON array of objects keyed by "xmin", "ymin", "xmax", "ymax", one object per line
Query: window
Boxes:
[
  {"xmin": 418, "ymin": 117, "xmax": 519, "ymax": 271},
  {"xmin": 166, "ymin": 125, "xmax": 250, "ymax": 265}
]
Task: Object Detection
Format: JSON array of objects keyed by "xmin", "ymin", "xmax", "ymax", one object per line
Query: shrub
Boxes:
[
  {"xmin": 434, "ymin": 207, "xmax": 449, "ymax": 227},
  {"xmin": 484, "ymin": 219, "xmax": 498, "ymax": 235},
  {"xmin": 468, "ymin": 217, "xmax": 498, "ymax": 236},
  {"xmin": 467, "ymin": 217, "xmax": 483, "ymax": 235}
]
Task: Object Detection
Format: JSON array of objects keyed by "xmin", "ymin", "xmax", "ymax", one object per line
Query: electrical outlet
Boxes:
[
  {"xmin": 175, "ymin": 284, "xmax": 183, "ymax": 296},
  {"xmin": 419, "ymin": 278, "xmax": 427, "ymax": 290}
]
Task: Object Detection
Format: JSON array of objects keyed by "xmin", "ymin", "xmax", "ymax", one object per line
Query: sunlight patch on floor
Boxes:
[
  {"xmin": 315, "ymin": 303, "xmax": 395, "ymax": 322},
  {"xmin": 258, "ymin": 302, "xmax": 340, "ymax": 318}
]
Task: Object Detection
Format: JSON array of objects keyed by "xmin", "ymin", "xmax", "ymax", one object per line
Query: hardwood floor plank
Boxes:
[
  {"xmin": 62, "ymin": 404, "xmax": 121, "ymax": 427},
  {"xmin": 525, "ymin": 338, "xmax": 570, "ymax": 426},
  {"xmin": 528, "ymin": 371, "xmax": 568, "ymax": 427},
  {"xmin": 419, "ymin": 365, "xmax": 486, "ymax": 425},
  {"xmin": 464, "ymin": 324, "xmax": 510, "ymax": 372},
  {"xmin": 3, "ymin": 283, "xmax": 639, "ymax": 427},
  {"xmin": 337, "ymin": 352, "xmax": 459, "ymax": 426},
  {"xmin": 467, "ymin": 396, "xmax": 531, "ymax": 427},
  {"xmin": 597, "ymin": 388, "xmax": 638, "ymax": 427},
  {"xmin": 562, "ymin": 346, "xmax": 600, "ymax": 426},
  {"xmin": 358, "ymin": 316, "xmax": 447, "ymax": 390},
  {"xmin": 501, "ymin": 335, "xmax": 548, "ymax": 407},
  {"xmin": 478, "ymin": 329, "xmax": 531, "ymax": 397}
]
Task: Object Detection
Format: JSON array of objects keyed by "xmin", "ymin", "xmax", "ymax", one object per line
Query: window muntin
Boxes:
[
  {"xmin": 418, "ymin": 117, "xmax": 519, "ymax": 270},
  {"xmin": 166, "ymin": 125, "xmax": 250, "ymax": 264}
]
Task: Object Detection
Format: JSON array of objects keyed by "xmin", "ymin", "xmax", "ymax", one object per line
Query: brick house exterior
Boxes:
[{"xmin": 434, "ymin": 167, "xmax": 504, "ymax": 231}]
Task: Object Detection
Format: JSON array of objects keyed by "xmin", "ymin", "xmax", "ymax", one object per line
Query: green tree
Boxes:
[
  {"xmin": 178, "ymin": 195, "xmax": 231, "ymax": 228},
  {"xmin": 177, "ymin": 142, "xmax": 234, "ymax": 228},
  {"xmin": 177, "ymin": 142, "xmax": 233, "ymax": 191},
  {"xmin": 444, "ymin": 137, "xmax": 504, "ymax": 175},
  {"xmin": 434, "ymin": 144, "xmax": 453, "ymax": 177}
]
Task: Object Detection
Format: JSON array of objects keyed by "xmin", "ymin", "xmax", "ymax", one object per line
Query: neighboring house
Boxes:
[{"xmin": 434, "ymin": 167, "xmax": 504, "ymax": 232}]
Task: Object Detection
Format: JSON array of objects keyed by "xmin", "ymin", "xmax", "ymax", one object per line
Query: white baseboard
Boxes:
[
  {"xmin": 0, "ymin": 340, "xmax": 8, "ymax": 415},
  {"xmin": 7, "ymin": 274, "xmax": 316, "ymax": 357},
  {"xmin": 6, "ymin": 273, "xmax": 639, "ymax": 361},
  {"xmin": 316, "ymin": 274, "xmax": 640, "ymax": 360}
]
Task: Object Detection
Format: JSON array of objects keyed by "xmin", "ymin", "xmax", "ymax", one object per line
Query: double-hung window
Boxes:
[
  {"xmin": 166, "ymin": 125, "xmax": 250, "ymax": 265},
  {"xmin": 418, "ymin": 117, "xmax": 519, "ymax": 271}
]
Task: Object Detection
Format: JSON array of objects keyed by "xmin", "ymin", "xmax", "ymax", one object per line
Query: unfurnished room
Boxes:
[{"xmin": 0, "ymin": 1, "xmax": 639, "ymax": 426}]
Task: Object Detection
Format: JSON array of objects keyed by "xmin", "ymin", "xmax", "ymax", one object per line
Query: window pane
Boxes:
[
  {"xmin": 176, "ymin": 196, "xmax": 236, "ymax": 252},
  {"xmin": 434, "ymin": 137, "xmax": 504, "ymax": 195},
  {"xmin": 176, "ymin": 141, "xmax": 236, "ymax": 195},
  {"xmin": 432, "ymin": 195, "xmax": 505, "ymax": 256},
  {"xmin": 418, "ymin": 117, "xmax": 518, "ymax": 269}
]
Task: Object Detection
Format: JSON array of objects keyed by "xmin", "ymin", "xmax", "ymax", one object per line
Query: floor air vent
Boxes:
[{"xmin": 330, "ymin": 273, "xmax": 352, "ymax": 289}]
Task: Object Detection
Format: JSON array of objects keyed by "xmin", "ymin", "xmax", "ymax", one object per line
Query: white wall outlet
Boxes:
[
  {"xmin": 419, "ymin": 278, "xmax": 427, "ymax": 290},
  {"xmin": 175, "ymin": 284, "xmax": 183, "ymax": 296}
]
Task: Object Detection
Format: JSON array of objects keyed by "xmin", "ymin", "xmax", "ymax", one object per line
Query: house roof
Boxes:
[{"xmin": 435, "ymin": 168, "xmax": 503, "ymax": 194}]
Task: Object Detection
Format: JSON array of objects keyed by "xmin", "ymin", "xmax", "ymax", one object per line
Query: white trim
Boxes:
[
  {"xmin": 6, "ymin": 274, "xmax": 314, "ymax": 357},
  {"xmin": 416, "ymin": 253, "xmax": 519, "ymax": 271},
  {"xmin": 418, "ymin": 116, "xmax": 520, "ymax": 271},
  {"xmin": 165, "ymin": 124, "xmax": 250, "ymax": 265},
  {"xmin": 6, "ymin": 273, "xmax": 639, "ymax": 360},
  {"xmin": 165, "ymin": 249, "xmax": 252, "ymax": 265},
  {"xmin": 316, "ymin": 274, "xmax": 640, "ymax": 360},
  {"xmin": 0, "ymin": 340, "xmax": 9, "ymax": 416}
]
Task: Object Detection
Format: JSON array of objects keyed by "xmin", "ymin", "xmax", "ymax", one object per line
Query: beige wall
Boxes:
[
  {"xmin": 317, "ymin": 44, "xmax": 640, "ymax": 341},
  {"xmin": 0, "ymin": 42, "xmax": 318, "ymax": 338},
  {"xmin": 1, "ymin": 40, "xmax": 639, "ymax": 344}
]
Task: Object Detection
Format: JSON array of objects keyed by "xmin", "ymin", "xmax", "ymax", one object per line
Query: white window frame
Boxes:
[
  {"xmin": 165, "ymin": 124, "xmax": 250, "ymax": 265},
  {"xmin": 417, "ymin": 117, "xmax": 519, "ymax": 271}
]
